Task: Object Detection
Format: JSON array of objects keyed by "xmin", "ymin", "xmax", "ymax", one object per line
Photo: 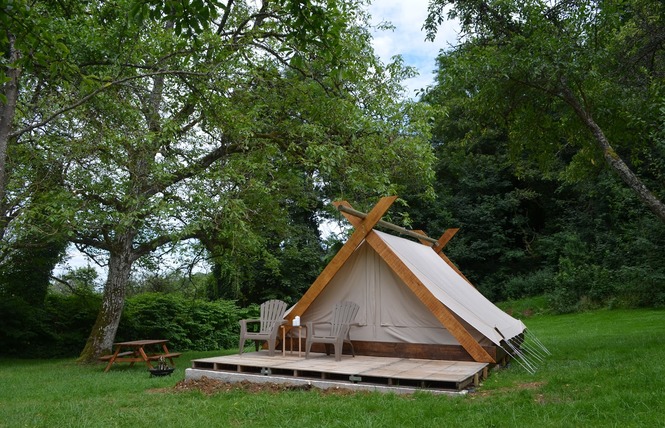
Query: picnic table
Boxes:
[{"xmin": 99, "ymin": 339, "xmax": 181, "ymax": 372}]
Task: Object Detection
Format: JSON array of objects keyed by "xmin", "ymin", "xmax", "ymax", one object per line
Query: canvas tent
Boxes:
[{"xmin": 286, "ymin": 197, "xmax": 545, "ymax": 367}]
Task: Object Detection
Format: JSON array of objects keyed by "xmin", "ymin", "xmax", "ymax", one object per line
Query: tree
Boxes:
[
  {"xmin": 419, "ymin": 37, "xmax": 665, "ymax": 310},
  {"xmin": 1, "ymin": 0, "xmax": 75, "ymax": 298},
  {"xmin": 204, "ymin": 186, "xmax": 328, "ymax": 306},
  {"xmin": 424, "ymin": 0, "xmax": 665, "ymax": 222},
  {"xmin": 3, "ymin": 0, "xmax": 434, "ymax": 362}
]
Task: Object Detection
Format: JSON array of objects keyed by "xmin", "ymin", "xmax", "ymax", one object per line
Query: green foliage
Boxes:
[
  {"xmin": 130, "ymin": 0, "xmax": 222, "ymax": 36},
  {"xmin": 51, "ymin": 266, "xmax": 102, "ymax": 295},
  {"xmin": 0, "ymin": 148, "xmax": 69, "ymax": 305},
  {"xmin": 118, "ymin": 293, "xmax": 244, "ymax": 351},
  {"xmin": 496, "ymin": 295, "xmax": 550, "ymax": 318},
  {"xmin": 0, "ymin": 0, "xmax": 435, "ymax": 360},
  {"xmin": 44, "ymin": 291, "xmax": 104, "ymax": 357},
  {"xmin": 0, "ymin": 289, "xmax": 247, "ymax": 357},
  {"xmin": 205, "ymin": 191, "xmax": 328, "ymax": 306},
  {"xmin": 0, "ymin": 239, "xmax": 66, "ymax": 306},
  {"xmin": 0, "ymin": 297, "xmax": 49, "ymax": 356},
  {"xmin": 503, "ymin": 270, "xmax": 555, "ymax": 301},
  {"xmin": 0, "ymin": 291, "xmax": 101, "ymax": 358},
  {"xmin": 127, "ymin": 271, "xmax": 210, "ymax": 299},
  {"xmin": 418, "ymin": 0, "xmax": 665, "ymax": 312}
]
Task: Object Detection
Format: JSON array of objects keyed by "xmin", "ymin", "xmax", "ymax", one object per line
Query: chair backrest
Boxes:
[
  {"xmin": 329, "ymin": 301, "xmax": 359, "ymax": 337},
  {"xmin": 259, "ymin": 299, "xmax": 288, "ymax": 333}
]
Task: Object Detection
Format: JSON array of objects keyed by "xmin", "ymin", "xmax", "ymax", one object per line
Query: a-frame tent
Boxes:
[{"xmin": 286, "ymin": 196, "xmax": 527, "ymax": 364}]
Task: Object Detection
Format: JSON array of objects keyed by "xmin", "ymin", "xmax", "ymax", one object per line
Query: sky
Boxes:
[{"xmin": 366, "ymin": 0, "xmax": 459, "ymax": 98}]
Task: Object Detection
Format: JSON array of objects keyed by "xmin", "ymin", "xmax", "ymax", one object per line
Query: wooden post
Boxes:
[{"xmin": 432, "ymin": 228, "xmax": 459, "ymax": 254}]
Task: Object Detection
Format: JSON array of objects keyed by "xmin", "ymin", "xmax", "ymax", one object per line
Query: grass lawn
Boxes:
[{"xmin": 1, "ymin": 308, "xmax": 664, "ymax": 427}]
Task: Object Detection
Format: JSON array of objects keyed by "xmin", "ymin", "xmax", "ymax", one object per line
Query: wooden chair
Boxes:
[
  {"xmin": 305, "ymin": 301, "xmax": 360, "ymax": 361},
  {"xmin": 239, "ymin": 299, "xmax": 288, "ymax": 356}
]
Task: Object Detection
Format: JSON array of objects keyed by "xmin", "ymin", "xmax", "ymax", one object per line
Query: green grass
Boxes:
[
  {"xmin": 1, "ymin": 309, "xmax": 664, "ymax": 427},
  {"xmin": 497, "ymin": 295, "xmax": 550, "ymax": 317}
]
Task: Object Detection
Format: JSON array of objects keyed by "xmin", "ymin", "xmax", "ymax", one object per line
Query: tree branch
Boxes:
[
  {"xmin": 559, "ymin": 83, "xmax": 665, "ymax": 222},
  {"xmin": 10, "ymin": 70, "xmax": 209, "ymax": 140}
]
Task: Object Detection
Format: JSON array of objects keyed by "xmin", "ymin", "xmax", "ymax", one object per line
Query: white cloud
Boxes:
[{"xmin": 366, "ymin": 0, "xmax": 459, "ymax": 98}]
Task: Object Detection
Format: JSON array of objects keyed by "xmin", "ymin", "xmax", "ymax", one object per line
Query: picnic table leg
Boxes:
[
  {"xmin": 138, "ymin": 347, "xmax": 154, "ymax": 368},
  {"xmin": 104, "ymin": 348, "xmax": 121, "ymax": 373},
  {"xmin": 161, "ymin": 344, "xmax": 177, "ymax": 366},
  {"xmin": 129, "ymin": 350, "xmax": 138, "ymax": 368}
]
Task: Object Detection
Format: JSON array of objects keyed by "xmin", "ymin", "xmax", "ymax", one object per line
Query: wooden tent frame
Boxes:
[{"xmin": 287, "ymin": 196, "xmax": 496, "ymax": 364}]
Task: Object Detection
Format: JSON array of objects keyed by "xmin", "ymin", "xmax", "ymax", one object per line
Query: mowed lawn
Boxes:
[{"xmin": 1, "ymin": 308, "xmax": 663, "ymax": 427}]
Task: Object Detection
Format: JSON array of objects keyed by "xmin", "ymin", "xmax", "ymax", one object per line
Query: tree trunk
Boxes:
[
  {"xmin": 561, "ymin": 86, "xmax": 665, "ymax": 223},
  {"xmin": 77, "ymin": 235, "xmax": 136, "ymax": 363},
  {"xmin": 0, "ymin": 33, "xmax": 21, "ymax": 241}
]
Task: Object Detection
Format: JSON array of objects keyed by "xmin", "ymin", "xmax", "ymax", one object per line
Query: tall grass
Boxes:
[{"xmin": 1, "ymin": 308, "xmax": 663, "ymax": 427}]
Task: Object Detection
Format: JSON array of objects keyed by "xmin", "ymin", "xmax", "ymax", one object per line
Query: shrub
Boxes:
[
  {"xmin": 44, "ymin": 292, "xmax": 103, "ymax": 357},
  {"xmin": 0, "ymin": 291, "xmax": 249, "ymax": 357},
  {"xmin": 118, "ymin": 293, "xmax": 244, "ymax": 351},
  {"xmin": 0, "ymin": 297, "xmax": 50, "ymax": 357},
  {"xmin": 613, "ymin": 266, "xmax": 665, "ymax": 308},
  {"xmin": 0, "ymin": 292, "xmax": 102, "ymax": 358},
  {"xmin": 504, "ymin": 269, "xmax": 556, "ymax": 300}
]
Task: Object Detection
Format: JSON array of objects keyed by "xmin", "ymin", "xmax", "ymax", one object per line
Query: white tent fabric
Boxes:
[
  {"xmin": 375, "ymin": 230, "xmax": 526, "ymax": 346},
  {"xmin": 293, "ymin": 230, "xmax": 525, "ymax": 348}
]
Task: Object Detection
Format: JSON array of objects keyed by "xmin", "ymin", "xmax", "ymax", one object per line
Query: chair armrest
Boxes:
[
  {"xmin": 239, "ymin": 318, "xmax": 261, "ymax": 334},
  {"xmin": 305, "ymin": 321, "xmax": 331, "ymax": 335},
  {"xmin": 305, "ymin": 321, "xmax": 332, "ymax": 328}
]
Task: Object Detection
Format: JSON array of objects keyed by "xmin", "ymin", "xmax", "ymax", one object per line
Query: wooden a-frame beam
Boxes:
[
  {"xmin": 340, "ymin": 206, "xmax": 473, "ymax": 287},
  {"xmin": 434, "ymin": 228, "xmax": 459, "ymax": 253},
  {"xmin": 366, "ymin": 233, "xmax": 495, "ymax": 363},
  {"xmin": 285, "ymin": 196, "xmax": 397, "ymax": 322},
  {"xmin": 337, "ymin": 204, "xmax": 495, "ymax": 363}
]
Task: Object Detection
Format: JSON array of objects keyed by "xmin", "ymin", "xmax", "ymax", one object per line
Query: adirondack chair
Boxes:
[
  {"xmin": 239, "ymin": 299, "xmax": 288, "ymax": 356},
  {"xmin": 305, "ymin": 301, "xmax": 360, "ymax": 361}
]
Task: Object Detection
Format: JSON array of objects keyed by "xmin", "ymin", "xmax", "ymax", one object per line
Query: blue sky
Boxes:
[{"xmin": 367, "ymin": 0, "xmax": 459, "ymax": 98}]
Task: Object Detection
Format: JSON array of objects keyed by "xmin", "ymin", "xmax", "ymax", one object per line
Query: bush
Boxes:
[
  {"xmin": 118, "ymin": 293, "xmax": 244, "ymax": 351},
  {"xmin": 0, "ymin": 290, "xmax": 248, "ymax": 357},
  {"xmin": 613, "ymin": 266, "xmax": 665, "ymax": 308},
  {"xmin": 0, "ymin": 292, "xmax": 101, "ymax": 358},
  {"xmin": 504, "ymin": 269, "xmax": 556, "ymax": 300},
  {"xmin": 0, "ymin": 297, "xmax": 49, "ymax": 357},
  {"xmin": 44, "ymin": 292, "xmax": 103, "ymax": 357},
  {"xmin": 547, "ymin": 260, "xmax": 617, "ymax": 313}
]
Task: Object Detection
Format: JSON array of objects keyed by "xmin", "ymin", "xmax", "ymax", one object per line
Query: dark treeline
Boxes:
[{"xmin": 405, "ymin": 129, "xmax": 665, "ymax": 312}]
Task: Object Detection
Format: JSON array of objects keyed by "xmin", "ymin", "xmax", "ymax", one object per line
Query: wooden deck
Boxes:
[{"xmin": 187, "ymin": 351, "xmax": 489, "ymax": 394}]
